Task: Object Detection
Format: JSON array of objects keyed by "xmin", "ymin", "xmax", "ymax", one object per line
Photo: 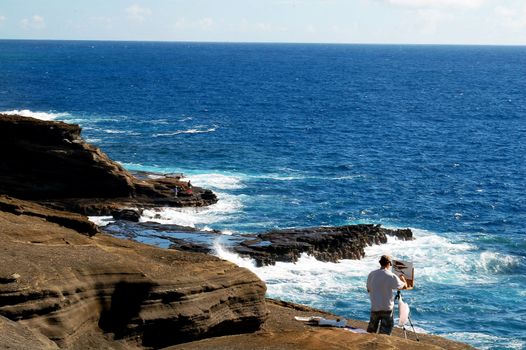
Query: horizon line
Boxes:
[{"xmin": 0, "ymin": 37, "xmax": 525, "ymax": 47}]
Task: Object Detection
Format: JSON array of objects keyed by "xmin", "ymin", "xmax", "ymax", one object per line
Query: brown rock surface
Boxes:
[
  {"xmin": 0, "ymin": 198, "xmax": 267, "ymax": 349},
  {"xmin": 0, "ymin": 195, "xmax": 98, "ymax": 236},
  {"xmin": 168, "ymin": 299, "xmax": 475, "ymax": 350}
]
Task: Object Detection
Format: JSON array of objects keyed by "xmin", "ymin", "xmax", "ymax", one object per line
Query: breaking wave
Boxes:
[{"xmin": 1, "ymin": 109, "xmax": 69, "ymax": 121}]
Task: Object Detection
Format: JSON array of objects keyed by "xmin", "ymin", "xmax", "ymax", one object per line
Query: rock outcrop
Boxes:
[
  {"xmin": 0, "ymin": 195, "xmax": 98, "ymax": 236},
  {"xmin": 0, "ymin": 197, "xmax": 267, "ymax": 349},
  {"xmin": 235, "ymin": 225, "xmax": 413, "ymax": 266},
  {"xmin": 167, "ymin": 224, "xmax": 413, "ymax": 267},
  {"xmin": 0, "ymin": 114, "xmax": 217, "ymax": 215}
]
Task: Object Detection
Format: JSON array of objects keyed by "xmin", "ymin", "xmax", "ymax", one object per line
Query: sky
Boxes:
[{"xmin": 0, "ymin": 0, "xmax": 525, "ymax": 45}]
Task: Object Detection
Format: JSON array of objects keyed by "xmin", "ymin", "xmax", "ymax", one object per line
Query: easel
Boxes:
[{"xmin": 395, "ymin": 290, "xmax": 419, "ymax": 341}]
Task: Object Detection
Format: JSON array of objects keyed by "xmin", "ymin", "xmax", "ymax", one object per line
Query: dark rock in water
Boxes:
[
  {"xmin": 168, "ymin": 238, "xmax": 214, "ymax": 254},
  {"xmin": 112, "ymin": 208, "xmax": 142, "ymax": 222},
  {"xmin": 234, "ymin": 224, "xmax": 413, "ymax": 267},
  {"xmin": 153, "ymin": 223, "xmax": 413, "ymax": 267},
  {"xmin": 0, "ymin": 114, "xmax": 218, "ymax": 215}
]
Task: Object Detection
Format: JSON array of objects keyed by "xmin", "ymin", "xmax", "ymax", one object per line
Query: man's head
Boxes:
[{"xmin": 379, "ymin": 255, "xmax": 392, "ymax": 268}]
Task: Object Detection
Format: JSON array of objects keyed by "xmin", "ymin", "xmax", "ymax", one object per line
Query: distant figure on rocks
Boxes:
[
  {"xmin": 366, "ymin": 255, "xmax": 407, "ymax": 335},
  {"xmin": 186, "ymin": 180, "xmax": 193, "ymax": 194},
  {"xmin": 173, "ymin": 186, "xmax": 178, "ymax": 197}
]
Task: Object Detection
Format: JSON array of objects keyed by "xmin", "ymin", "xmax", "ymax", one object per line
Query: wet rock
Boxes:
[
  {"xmin": 234, "ymin": 224, "xmax": 414, "ymax": 267},
  {"xmin": 112, "ymin": 208, "xmax": 142, "ymax": 222}
]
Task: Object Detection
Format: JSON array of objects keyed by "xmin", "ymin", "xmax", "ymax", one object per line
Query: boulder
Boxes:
[{"xmin": 111, "ymin": 208, "xmax": 142, "ymax": 222}]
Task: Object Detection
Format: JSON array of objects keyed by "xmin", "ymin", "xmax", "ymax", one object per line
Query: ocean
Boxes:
[{"xmin": 0, "ymin": 40, "xmax": 524, "ymax": 350}]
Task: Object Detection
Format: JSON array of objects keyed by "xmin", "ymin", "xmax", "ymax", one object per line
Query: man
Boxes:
[{"xmin": 366, "ymin": 255, "xmax": 407, "ymax": 335}]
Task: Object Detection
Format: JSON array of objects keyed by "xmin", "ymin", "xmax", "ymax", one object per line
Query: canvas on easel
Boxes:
[{"xmin": 392, "ymin": 260, "xmax": 414, "ymax": 290}]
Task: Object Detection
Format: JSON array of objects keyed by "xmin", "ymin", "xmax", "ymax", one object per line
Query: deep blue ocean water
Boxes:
[{"xmin": 1, "ymin": 40, "xmax": 525, "ymax": 349}]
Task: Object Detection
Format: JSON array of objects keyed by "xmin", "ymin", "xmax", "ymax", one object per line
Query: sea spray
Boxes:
[{"xmin": 0, "ymin": 109, "xmax": 69, "ymax": 121}]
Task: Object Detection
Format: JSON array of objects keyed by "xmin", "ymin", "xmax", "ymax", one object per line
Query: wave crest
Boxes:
[
  {"xmin": 153, "ymin": 126, "xmax": 217, "ymax": 137},
  {"xmin": 1, "ymin": 109, "xmax": 69, "ymax": 121}
]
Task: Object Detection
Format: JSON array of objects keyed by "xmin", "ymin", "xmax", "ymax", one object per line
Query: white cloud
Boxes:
[
  {"xmin": 416, "ymin": 8, "xmax": 454, "ymax": 34},
  {"xmin": 125, "ymin": 4, "xmax": 152, "ymax": 22},
  {"xmin": 90, "ymin": 16, "xmax": 114, "ymax": 29},
  {"xmin": 495, "ymin": 4, "xmax": 526, "ymax": 29},
  {"xmin": 174, "ymin": 17, "xmax": 216, "ymax": 30},
  {"xmin": 380, "ymin": 0, "xmax": 485, "ymax": 9},
  {"xmin": 198, "ymin": 17, "xmax": 214, "ymax": 29},
  {"xmin": 20, "ymin": 15, "xmax": 46, "ymax": 30}
]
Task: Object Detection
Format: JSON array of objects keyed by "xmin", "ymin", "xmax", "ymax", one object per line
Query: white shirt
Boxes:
[{"xmin": 367, "ymin": 268, "xmax": 405, "ymax": 311}]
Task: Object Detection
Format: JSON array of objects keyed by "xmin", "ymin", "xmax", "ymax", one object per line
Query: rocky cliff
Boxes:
[
  {"xmin": 0, "ymin": 114, "xmax": 217, "ymax": 215},
  {"xmin": 0, "ymin": 196, "xmax": 267, "ymax": 349}
]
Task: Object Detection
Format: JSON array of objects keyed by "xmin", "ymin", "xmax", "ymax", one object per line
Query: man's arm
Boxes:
[{"xmin": 398, "ymin": 274, "xmax": 408, "ymax": 290}]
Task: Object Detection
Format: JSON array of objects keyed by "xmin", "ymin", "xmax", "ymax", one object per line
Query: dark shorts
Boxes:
[{"xmin": 367, "ymin": 310, "xmax": 394, "ymax": 335}]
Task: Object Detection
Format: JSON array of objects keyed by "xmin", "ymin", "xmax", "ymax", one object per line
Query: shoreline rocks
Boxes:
[
  {"xmin": 0, "ymin": 113, "xmax": 475, "ymax": 349},
  {"xmin": 163, "ymin": 223, "xmax": 413, "ymax": 267},
  {"xmin": 234, "ymin": 224, "xmax": 413, "ymax": 266}
]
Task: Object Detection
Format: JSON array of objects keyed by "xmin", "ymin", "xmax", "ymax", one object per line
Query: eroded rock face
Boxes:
[
  {"xmin": 0, "ymin": 315, "xmax": 59, "ymax": 350},
  {"xmin": 0, "ymin": 114, "xmax": 135, "ymax": 200},
  {"xmin": 0, "ymin": 195, "xmax": 98, "ymax": 236},
  {"xmin": 0, "ymin": 114, "xmax": 218, "ymax": 215},
  {"xmin": 0, "ymin": 198, "xmax": 267, "ymax": 349}
]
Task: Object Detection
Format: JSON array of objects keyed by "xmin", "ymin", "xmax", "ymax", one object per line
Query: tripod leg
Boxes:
[{"xmin": 408, "ymin": 316, "xmax": 419, "ymax": 342}]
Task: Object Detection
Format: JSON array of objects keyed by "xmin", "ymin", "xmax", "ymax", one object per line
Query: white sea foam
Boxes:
[
  {"xmin": 1, "ymin": 109, "xmax": 69, "ymax": 121},
  {"xmin": 87, "ymin": 216, "xmax": 114, "ymax": 227},
  {"xmin": 249, "ymin": 173, "xmax": 366, "ymax": 182},
  {"xmin": 253, "ymin": 173, "xmax": 307, "ymax": 181},
  {"xmin": 214, "ymin": 228, "xmax": 521, "ymax": 310},
  {"xmin": 102, "ymin": 129, "xmax": 141, "ymax": 136},
  {"xmin": 139, "ymin": 192, "xmax": 242, "ymax": 228},
  {"xmin": 103, "ymin": 129, "xmax": 127, "ymax": 134},
  {"xmin": 186, "ymin": 173, "xmax": 245, "ymax": 190},
  {"xmin": 213, "ymin": 241, "xmax": 256, "ymax": 270},
  {"xmin": 448, "ymin": 332, "xmax": 525, "ymax": 350},
  {"xmin": 477, "ymin": 251, "xmax": 520, "ymax": 274},
  {"xmin": 153, "ymin": 126, "xmax": 217, "ymax": 137}
]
